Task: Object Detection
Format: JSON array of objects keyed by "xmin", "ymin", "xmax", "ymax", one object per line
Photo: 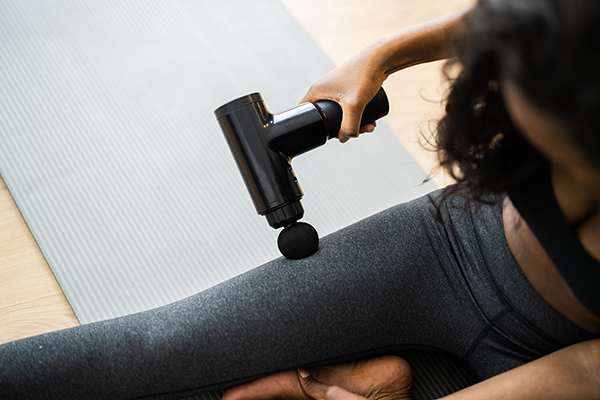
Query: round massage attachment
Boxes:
[{"xmin": 277, "ymin": 222, "xmax": 319, "ymax": 260}]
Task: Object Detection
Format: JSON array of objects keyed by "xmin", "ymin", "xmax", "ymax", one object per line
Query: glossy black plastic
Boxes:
[{"xmin": 215, "ymin": 88, "xmax": 389, "ymax": 229}]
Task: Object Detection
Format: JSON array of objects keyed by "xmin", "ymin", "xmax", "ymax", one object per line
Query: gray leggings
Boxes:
[{"xmin": 0, "ymin": 188, "xmax": 596, "ymax": 399}]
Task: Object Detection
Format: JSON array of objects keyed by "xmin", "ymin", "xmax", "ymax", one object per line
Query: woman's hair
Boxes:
[{"xmin": 435, "ymin": 0, "xmax": 600, "ymax": 201}]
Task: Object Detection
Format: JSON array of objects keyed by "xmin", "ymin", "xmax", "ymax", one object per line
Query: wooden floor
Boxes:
[{"xmin": 0, "ymin": 0, "xmax": 473, "ymax": 345}]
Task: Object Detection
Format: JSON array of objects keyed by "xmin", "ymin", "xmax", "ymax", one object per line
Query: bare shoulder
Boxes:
[{"xmin": 551, "ymin": 167, "xmax": 600, "ymax": 263}]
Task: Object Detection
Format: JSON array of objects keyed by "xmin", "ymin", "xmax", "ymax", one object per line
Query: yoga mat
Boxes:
[{"xmin": 0, "ymin": 0, "xmax": 468, "ymax": 398}]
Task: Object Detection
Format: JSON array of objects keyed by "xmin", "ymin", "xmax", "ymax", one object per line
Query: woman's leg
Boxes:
[
  {"xmin": 1, "ymin": 191, "xmax": 476, "ymax": 399},
  {"xmin": 2, "ymin": 189, "xmax": 587, "ymax": 399}
]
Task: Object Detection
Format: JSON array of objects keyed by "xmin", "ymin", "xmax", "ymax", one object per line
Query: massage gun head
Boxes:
[
  {"xmin": 215, "ymin": 88, "xmax": 389, "ymax": 259},
  {"xmin": 277, "ymin": 222, "xmax": 319, "ymax": 260}
]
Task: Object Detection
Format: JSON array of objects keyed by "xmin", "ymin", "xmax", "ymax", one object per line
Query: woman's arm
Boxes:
[
  {"xmin": 297, "ymin": 339, "xmax": 600, "ymax": 400},
  {"xmin": 301, "ymin": 7, "xmax": 473, "ymax": 142},
  {"xmin": 440, "ymin": 338, "xmax": 600, "ymax": 400}
]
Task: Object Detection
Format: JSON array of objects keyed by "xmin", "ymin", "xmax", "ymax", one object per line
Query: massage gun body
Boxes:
[{"xmin": 215, "ymin": 88, "xmax": 389, "ymax": 230}]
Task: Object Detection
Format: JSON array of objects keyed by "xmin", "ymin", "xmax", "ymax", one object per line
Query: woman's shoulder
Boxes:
[{"xmin": 551, "ymin": 166, "xmax": 600, "ymax": 262}]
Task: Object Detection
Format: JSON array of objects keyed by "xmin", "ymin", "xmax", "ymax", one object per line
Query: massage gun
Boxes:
[{"xmin": 215, "ymin": 88, "xmax": 389, "ymax": 259}]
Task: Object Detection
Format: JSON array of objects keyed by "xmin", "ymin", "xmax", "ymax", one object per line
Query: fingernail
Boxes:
[{"xmin": 298, "ymin": 368, "xmax": 311, "ymax": 378}]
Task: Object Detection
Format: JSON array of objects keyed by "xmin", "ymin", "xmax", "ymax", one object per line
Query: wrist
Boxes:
[
  {"xmin": 344, "ymin": 37, "xmax": 400, "ymax": 84},
  {"xmin": 372, "ymin": 33, "xmax": 419, "ymax": 77}
]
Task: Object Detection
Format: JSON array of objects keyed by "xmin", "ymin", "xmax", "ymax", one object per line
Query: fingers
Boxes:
[
  {"xmin": 301, "ymin": 87, "xmax": 358, "ymax": 143},
  {"xmin": 297, "ymin": 369, "xmax": 367, "ymax": 400},
  {"xmin": 300, "ymin": 75, "xmax": 382, "ymax": 143},
  {"xmin": 337, "ymin": 96, "xmax": 366, "ymax": 142},
  {"xmin": 359, "ymin": 122, "xmax": 376, "ymax": 134},
  {"xmin": 339, "ymin": 122, "xmax": 376, "ymax": 143}
]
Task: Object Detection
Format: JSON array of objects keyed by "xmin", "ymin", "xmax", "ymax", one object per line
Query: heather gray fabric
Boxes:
[{"xmin": 0, "ymin": 188, "xmax": 596, "ymax": 400}]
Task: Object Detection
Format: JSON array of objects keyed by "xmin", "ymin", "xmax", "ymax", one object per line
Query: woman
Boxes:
[{"xmin": 1, "ymin": 0, "xmax": 599, "ymax": 399}]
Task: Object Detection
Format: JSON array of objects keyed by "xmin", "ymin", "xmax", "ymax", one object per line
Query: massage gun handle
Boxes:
[{"xmin": 314, "ymin": 87, "xmax": 390, "ymax": 139}]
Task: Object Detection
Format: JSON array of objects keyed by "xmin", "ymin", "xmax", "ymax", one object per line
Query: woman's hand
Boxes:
[
  {"xmin": 300, "ymin": 47, "xmax": 388, "ymax": 143},
  {"xmin": 300, "ymin": 7, "xmax": 472, "ymax": 144},
  {"xmin": 297, "ymin": 368, "xmax": 412, "ymax": 400}
]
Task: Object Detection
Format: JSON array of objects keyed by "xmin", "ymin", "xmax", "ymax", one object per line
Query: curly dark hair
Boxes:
[{"xmin": 435, "ymin": 0, "xmax": 600, "ymax": 201}]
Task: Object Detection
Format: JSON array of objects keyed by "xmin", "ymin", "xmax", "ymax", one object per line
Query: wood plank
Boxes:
[{"xmin": 0, "ymin": 177, "xmax": 79, "ymax": 344}]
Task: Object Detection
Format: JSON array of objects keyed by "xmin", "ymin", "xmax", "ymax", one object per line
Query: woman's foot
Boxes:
[{"xmin": 222, "ymin": 356, "xmax": 412, "ymax": 400}]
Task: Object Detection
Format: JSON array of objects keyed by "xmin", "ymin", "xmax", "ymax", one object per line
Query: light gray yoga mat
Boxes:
[
  {"xmin": 0, "ymin": 0, "xmax": 469, "ymax": 398},
  {"xmin": 0, "ymin": 0, "xmax": 436, "ymax": 323}
]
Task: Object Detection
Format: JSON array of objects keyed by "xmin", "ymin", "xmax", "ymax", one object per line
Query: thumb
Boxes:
[
  {"xmin": 337, "ymin": 102, "xmax": 365, "ymax": 143},
  {"xmin": 297, "ymin": 369, "xmax": 366, "ymax": 400}
]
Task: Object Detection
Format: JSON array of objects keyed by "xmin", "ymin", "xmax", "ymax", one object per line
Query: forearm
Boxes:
[
  {"xmin": 300, "ymin": 6, "xmax": 474, "ymax": 139},
  {"xmin": 440, "ymin": 338, "xmax": 600, "ymax": 400},
  {"xmin": 367, "ymin": 6, "xmax": 473, "ymax": 78}
]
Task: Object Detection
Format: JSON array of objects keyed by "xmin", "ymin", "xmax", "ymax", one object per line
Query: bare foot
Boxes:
[{"xmin": 222, "ymin": 356, "xmax": 412, "ymax": 400}]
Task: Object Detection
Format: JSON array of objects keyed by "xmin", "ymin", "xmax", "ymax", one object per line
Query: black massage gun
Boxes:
[{"xmin": 215, "ymin": 88, "xmax": 389, "ymax": 259}]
